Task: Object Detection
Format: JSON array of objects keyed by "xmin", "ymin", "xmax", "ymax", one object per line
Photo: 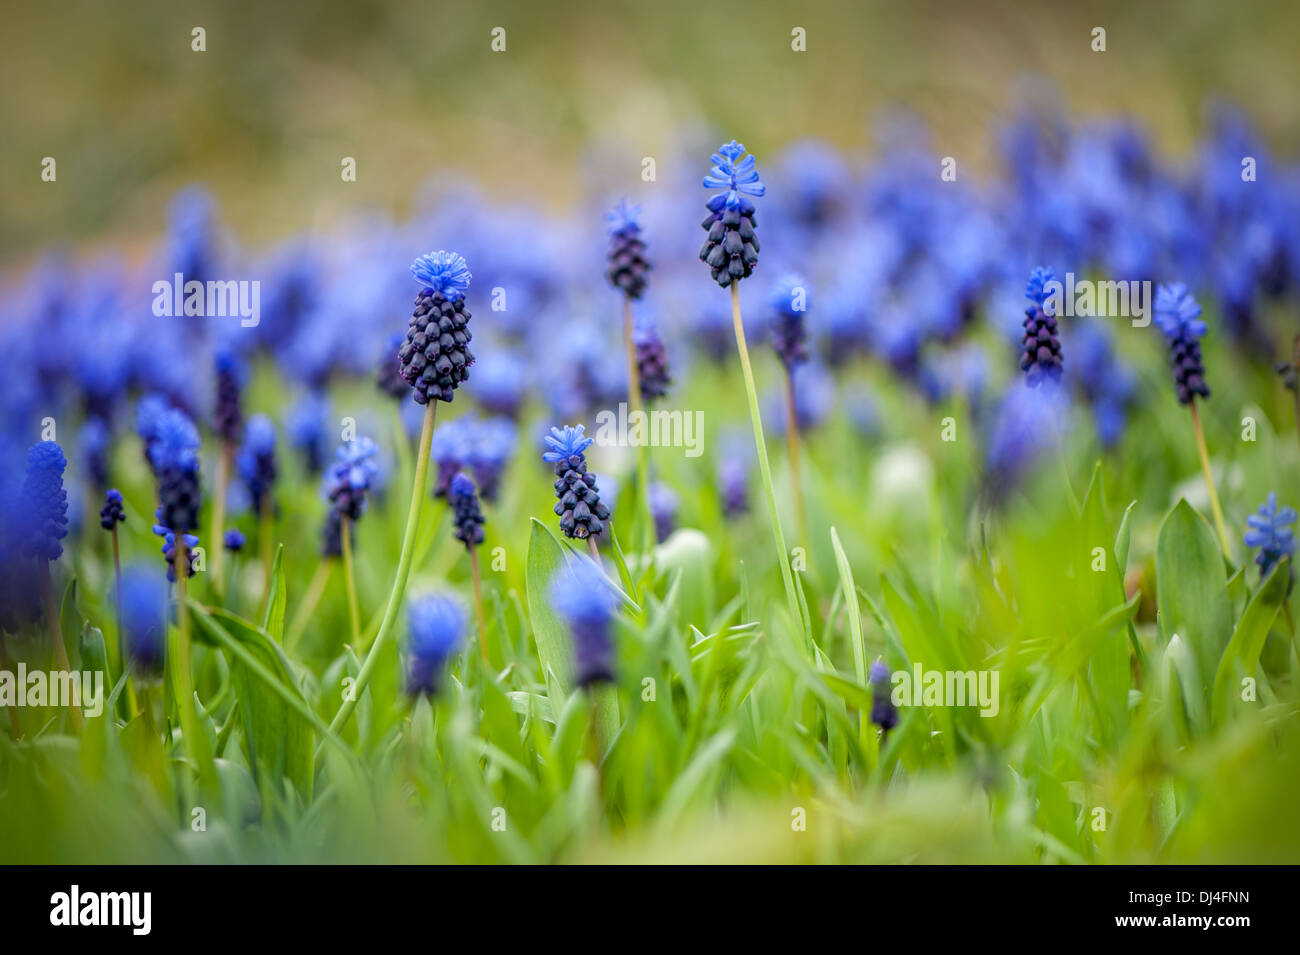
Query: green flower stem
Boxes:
[
  {"xmin": 328, "ymin": 400, "xmax": 437, "ymax": 736},
  {"xmin": 0, "ymin": 632, "xmax": 20, "ymax": 738},
  {"xmin": 783, "ymin": 369, "xmax": 808, "ymax": 548},
  {"xmin": 1189, "ymin": 399, "xmax": 1231, "ymax": 555},
  {"xmin": 111, "ymin": 525, "xmax": 137, "ymax": 719},
  {"xmin": 340, "ymin": 515, "xmax": 362, "ymax": 648},
  {"xmin": 623, "ymin": 295, "xmax": 654, "ymax": 554},
  {"xmin": 730, "ymin": 284, "xmax": 805, "ymax": 646},
  {"xmin": 40, "ymin": 561, "xmax": 82, "ymax": 735},
  {"xmin": 209, "ymin": 443, "xmax": 232, "ymax": 598},
  {"xmin": 469, "ymin": 542, "xmax": 490, "ymax": 665},
  {"xmin": 170, "ymin": 549, "xmax": 219, "ymax": 811},
  {"xmin": 287, "ymin": 559, "xmax": 333, "ymax": 650}
]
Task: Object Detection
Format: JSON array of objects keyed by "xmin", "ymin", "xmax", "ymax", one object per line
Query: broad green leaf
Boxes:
[
  {"xmin": 1154, "ymin": 499, "xmax": 1232, "ymax": 693},
  {"xmin": 526, "ymin": 519, "xmax": 575, "ymax": 696},
  {"xmin": 1211, "ymin": 561, "xmax": 1288, "ymax": 725}
]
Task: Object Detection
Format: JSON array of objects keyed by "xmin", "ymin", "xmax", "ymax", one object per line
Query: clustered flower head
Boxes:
[
  {"xmin": 149, "ymin": 406, "xmax": 202, "ymax": 535},
  {"xmin": 325, "ymin": 437, "xmax": 379, "ymax": 522},
  {"xmin": 700, "ymin": 140, "xmax": 765, "ymax": 288},
  {"xmin": 213, "ymin": 346, "xmax": 246, "ymax": 445},
  {"xmin": 237, "ymin": 413, "xmax": 279, "ymax": 517},
  {"xmin": 1020, "ymin": 267, "xmax": 1063, "ymax": 387},
  {"xmin": 448, "ymin": 471, "xmax": 486, "ymax": 548},
  {"xmin": 542, "ymin": 425, "xmax": 611, "ymax": 540},
  {"xmin": 118, "ymin": 564, "xmax": 166, "ymax": 676},
  {"xmin": 768, "ymin": 272, "xmax": 812, "ymax": 370},
  {"xmin": 1154, "ymin": 283, "xmax": 1211, "ymax": 404},
  {"xmin": 99, "ymin": 488, "xmax": 126, "ymax": 531},
  {"xmin": 869, "ymin": 660, "xmax": 898, "ymax": 736},
  {"xmin": 605, "ymin": 199, "xmax": 651, "ymax": 300},
  {"xmin": 21, "ymin": 441, "xmax": 70, "ymax": 561},
  {"xmin": 405, "ymin": 592, "xmax": 465, "ymax": 696},
  {"xmin": 223, "ymin": 528, "xmax": 246, "ymax": 553},
  {"xmin": 1244, "ymin": 492, "xmax": 1296, "ymax": 582},
  {"xmin": 155, "ymin": 528, "xmax": 200, "ymax": 583},
  {"xmin": 550, "ymin": 557, "xmax": 619, "ymax": 687},
  {"xmin": 634, "ymin": 322, "xmax": 672, "ymax": 402},
  {"xmin": 399, "ymin": 251, "xmax": 475, "ymax": 405}
]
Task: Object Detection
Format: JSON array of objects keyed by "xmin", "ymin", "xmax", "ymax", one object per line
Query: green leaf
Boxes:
[
  {"xmin": 1155, "ymin": 499, "xmax": 1232, "ymax": 694},
  {"xmin": 1211, "ymin": 561, "xmax": 1288, "ymax": 725},
  {"xmin": 189, "ymin": 603, "xmax": 315, "ymax": 799},
  {"xmin": 525, "ymin": 519, "xmax": 575, "ymax": 697},
  {"xmin": 261, "ymin": 544, "xmax": 286, "ymax": 641}
]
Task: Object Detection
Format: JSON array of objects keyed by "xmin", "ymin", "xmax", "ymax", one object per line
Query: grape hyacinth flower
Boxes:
[
  {"xmin": 118, "ymin": 565, "xmax": 166, "ymax": 677},
  {"xmin": 287, "ymin": 392, "xmax": 330, "ymax": 474},
  {"xmin": 466, "ymin": 417, "xmax": 516, "ymax": 502},
  {"xmin": 213, "ymin": 346, "xmax": 245, "ymax": 445},
  {"xmin": 1020, "ymin": 267, "xmax": 1063, "ymax": 387},
  {"xmin": 699, "ymin": 141, "xmax": 765, "ymax": 288},
  {"xmin": 1153, "ymin": 283, "xmax": 1211, "ymax": 405},
  {"xmin": 1154, "ymin": 283, "xmax": 1229, "ymax": 553},
  {"xmin": 1244, "ymin": 492, "xmax": 1296, "ymax": 584},
  {"xmin": 768, "ymin": 273, "xmax": 811, "ymax": 371},
  {"xmin": 405, "ymin": 593, "xmax": 466, "ymax": 697},
  {"xmin": 605, "ymin": 198, "xmax": 651, "ymax": 300},
  {"xmin": 431, "ymin": 417, "xmax": 473, "ymax": 498},
  {"xmin": 223, "ymin": 528, "xmax": 246, "ymax": 553},
  {"xmin": 399, "ymin": 251, "xmax": 475, "ymax": 405},
  {"xmin": 150, "ymin": 407, "xmax": 201, "ymax": 536},
  {"xmin": 543, "ymin": 425, "xmax": 612, "ymax": 546},
  {"xmin": 99, "ymin": 488, "xmax": 126, "ymax": 530},
  {"xmin": 237, "ymin": 413, "xmax": 279, "ymax": 519},
  {"xmin": 22, "ymin": 442, "xmax": 70, "ymax": 561},
  {"xmin": 155, "ymin": 528, "xmax": 200, "ymax": 583},
  {"xmin": 550, "ymin": 557, "xmax": 619, "ymax": 688},
  {"xmin": 325, "ymin": 437, "xmax": 380, "ymax": 524},
  {"xmin": 869, "ymin": 661, "xmax": 899, "ymax": 738},
  {"xmin": 22, "ymin": 441, "xmax": 79, "ymax": 731},
  {"xmin": 634, "ymin": 322, "xmax": 672, "ymax": 403},
  {"xmin": 701, "ymin": 139, "xmax": 803, "ymax": 647},
  {"xmin": 449, "ymin": 471, "xmax": 486, "ymax": 548},
  {"xmin": 649, "ymin": 482, "xmax": 679, "ymax": 543}
]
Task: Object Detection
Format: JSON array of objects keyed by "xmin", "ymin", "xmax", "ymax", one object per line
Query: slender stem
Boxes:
[
  {"xmin": 0, "ymin": 632, "xmax": 20, "ymax": 738},
  {"xmin": 783, "ymin": 369, "xmax": 808, "ymax": 548},
  {"xmin": 730, "ymin": 284, "xmax": 804, "ymax": 645},
  {"xmin": 469, "ymin": 543, "xmax": 490, "ymax": 665},
  {"xmin": 328, "ymin": 401, "xmax": 437, "ymax": 735},
  {"xmin": 622, "ymin": 295, "xmax": 654, "ymax": 555},
  {"xmin": 172, "ymin": 544, "xmax": 220, "ymax": 811},
  {"xmin": 587, "ymin": 535, "xmax": 601, "ymax": 560},
  {"xmin": 287, "ymin": 560, "xmax": 334, "ymax": 649},
  {"xmin": 1189, "ymin": 399, "xmax": 1231, "ymax": 554},
  {"xmin": 110, "ymin": 527, "xmax": 137, "ymax": 719},
  {"xmin": 40, "ymin": 561, "xmax": 82, "ymax": 734},
  {"xmin": 210, "ymin": 443, "xmax": 232, "ymax": 597},
  {"xmin": 340, "ymin": 515, "xmax": 362, "ymax": 648},
  {"xmin": 258, "ymin": 494, "xmax": 274, "ymax": 614}
]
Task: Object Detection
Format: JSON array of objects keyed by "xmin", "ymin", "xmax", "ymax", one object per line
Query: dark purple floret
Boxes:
[
  {"xmin": 1154, "ymin": 283, "xmax": 1210, "ymax": 405},
  {"xmin": 154, "ymin": 523, "xmax": 199, "ymax": 582},
  {"xmin": 606, "ymin": 199, "xmax": 651, "ymax": 300},
  {"xmin": 99, "ymin": 488, "xmax": 126, "ymax": 531},
  {"xmin": 699, "ymin": 141, "xmax": 765, "ymax": 289},
  {"xmin": 448, "ymin": 472, "xmax": 486, "ymax": 548},
  {"xmin": 224, "ymin": 528, "xmax": 246, "ymax": 553},
  {"xmin": 1020, "ymin": 267, "xmax": 1063, "ymax": 387},
  {"xmin": 634, "ymin": 325, "xmax": 672, "ymax": 402}
]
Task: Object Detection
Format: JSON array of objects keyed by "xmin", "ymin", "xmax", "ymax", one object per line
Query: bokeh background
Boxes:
[{"xmin": 4, "ymin": 0, "xmax": 1300, "ymax": 260}]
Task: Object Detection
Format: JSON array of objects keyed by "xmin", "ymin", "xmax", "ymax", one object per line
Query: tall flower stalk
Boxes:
[
  {"xmin": 606, "ymin": 199, "xmax": 654, "ymax": 553},
  {"xmin": 769, "ymin": 273, "xmax": 811, "ymax": 546},
  {"xmin": 328, "ymin": 251, "xmax": 473, "ymax": 734},
  {"xmin": 1155, "ymin": 283, "xmax": 1231, "ymax": 553},
  {"xmin": 326, "ymin": 437, "xmax": 379, "ymax": 649},
  {"xmin": 699, "ymin": 140, "xmax": 804, "ymax": 644}
]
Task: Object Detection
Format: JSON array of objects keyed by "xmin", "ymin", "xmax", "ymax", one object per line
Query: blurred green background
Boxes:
[{"xmin": 3, "ymin": 0, "xmax": 1299, "ymax": 261}]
